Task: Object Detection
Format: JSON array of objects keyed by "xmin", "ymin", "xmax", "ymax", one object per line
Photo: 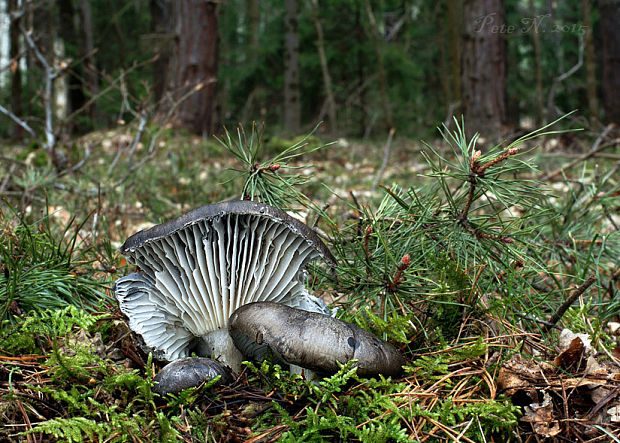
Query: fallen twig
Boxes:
[
  {"xmin": 542, "ymin": 124, "xmax": 615, "ymax": 181},
  {"xmin": 373, "ymin": 127, "xmax": 395, "ymax": 188},
  {"xmin": 542, "ymin": 275, "xmax": 597, "ymax": 332}
]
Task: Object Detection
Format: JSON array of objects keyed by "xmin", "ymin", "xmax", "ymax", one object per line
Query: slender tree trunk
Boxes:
[
  {"xmin": 164, "ymin": 0, "xmax": 219, "ymax": 135},
  {"xmin": 600, "ymin": 0, "xmax": 620, "ymax": 124},
  {"xmin": 446, "ymin": 0, "xmax": 462, "ymax": 109},
  {"xmin": 8, "ymin": 0, "xmax": 23, "ymax": 139},
  {"xmin": 310, "ymin": 0, "xmax": 337, "ymax": 135},
  {"xmin": 461, "ymin": 0, "xmax": 507, "ymax": 139},
  {"xmin": 581, "ymin": 0, "xmax": 598, "ymax": 123},
  {"xmin": 247, "ymin": 0, "xmax": 259, "ymax": 62},
  {"xmin": 150, "ymin": 0, "xmax": 171, "ymax": 107},
  {"xmin": 284, "ymin": 0, "xmax": 300, "ymax": 133},
  {"xmin": 438, "ymin": 9, "xmax": 450, "ymax": 107},
  {"xmin": 356, "ymin": 3, "xmax": 367, "ymax": 136},
  {"xmin": 57, "ymin": 0, "xmax": 85, "ymax": 131},
  {"xmin": 78, "ymin": 0, "xmax": 98, "ymax": 122},
  {"xmin": 363, "ymin": 0, "xmax": 393, "ymax": 131},
  {"xmin": 528, "ymin": 0, "xmax": 544, "ymax": 125}
]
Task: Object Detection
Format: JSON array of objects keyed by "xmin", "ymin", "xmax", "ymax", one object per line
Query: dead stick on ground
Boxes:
[
  {"xmin": 542, "ymin": 275, "xmax": 597, "ymax": 332},
  {"xmin": 373, "ymin": 127, "xmax": 395, "ymax": 188},
  {"xmin": 543, "ymin": 124, "xmax": 615, "ymax": 181}
]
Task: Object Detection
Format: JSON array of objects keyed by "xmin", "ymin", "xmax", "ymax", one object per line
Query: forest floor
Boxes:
[{"xmin": 0, "ymin": 121, "xmax": 619, "ymax": 441}]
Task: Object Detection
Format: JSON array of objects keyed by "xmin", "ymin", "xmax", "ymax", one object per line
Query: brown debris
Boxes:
[{"xmin": 498, "ymin": 331, "xmax": 620, "ymax": 440}]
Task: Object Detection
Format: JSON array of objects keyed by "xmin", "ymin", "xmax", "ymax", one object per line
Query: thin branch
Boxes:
[
  {"xmin": 65, "ymin": 56, "xmax": 156, "ymax": 124},
  {"xmin": 384, "ymin": 6, "xmax": 410, "ymax": 42},
  {"xmin": 112, "ymin": 80, "xmax": 215, "ymax": 188},
  {"xmin": 542, "ymin": 275, "xmax": 597, "ymax": 332},
  {"xmin": 443, "ymin": 101, "xmax": 461, "ymax": 131},
  {"xmin": 21, "ymin": 27, "xmax": 58, "ymax": 152},
  {"xmin": 373, "ymin": 127, "xmax": 395, "ymax": 188},
  {"xmin": 542, "ymin": 124, "xmax": 615, "ymax": 181},
  {"xmin": 546, "ymin": 37, "xmax": 584, "ymax": 123},
  {"xmin": 511, "ymin": 309, "xmax": 561, "ymax": 330},
  {"xmin": 458, "ymin": 147, "xmax": 519, "ymax": 243},
  {"xmin": 68, "ymin": 143, "xmax": 92, "ymax": 174},
  {"xmin": 106, "ymin": 112, "xmax": 148, "ymax": 176},
  {"xmin": 0, "ymin": 104, "xmax": 41, "ymax": 142},
  {"xmin": 0, "ymin": 164, "xmax": 18, "ymax": 194}
]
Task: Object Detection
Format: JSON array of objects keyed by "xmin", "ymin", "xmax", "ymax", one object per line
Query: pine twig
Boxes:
[
  {"xmin": 458, "ymin": 147, "xmax": 519, "ymax": 243},
  {"xmin": 542, "ymin": 275, "xmax": 597, "ymax": 332}
]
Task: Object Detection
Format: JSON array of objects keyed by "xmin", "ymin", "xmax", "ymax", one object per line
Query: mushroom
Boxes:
[
  {"xmin": 153, "ymin": 357, "xmax": 232, "ymax": 396},
  {"xmin": 229, "ymin": 302, "xmax": 405, "ymax": 378},
  {"xmin": 115, "ymin": 201, "xmax": 336, "ymax": 371}
]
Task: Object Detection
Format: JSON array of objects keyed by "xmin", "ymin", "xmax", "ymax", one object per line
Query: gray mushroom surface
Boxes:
[
  {"xmin": 115, "ymin": 200, "xmax": 335, "ymax": 371},
  {"xmin": 229, "ymin": 302, "xmax": 405, "ymax": 378},
  {"xmin": 153, "ymin": 357, "xmax": 232, "ymax": 396}
]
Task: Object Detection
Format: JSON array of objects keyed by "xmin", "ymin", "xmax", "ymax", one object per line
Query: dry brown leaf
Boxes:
[
  {"xmin": 559, "ymin": 329, "xmax": 593, "ymax": 355},
  {"xmin": 521, "ymin": 391, "xmax": 561, "ymax": 437},
  {"xmin": 497, "ymin": 355, "xmax": 540, "ymax": 395},
  {"xmin": 554, "ymin": 336, "xmax": 584, "ymax": 369}
]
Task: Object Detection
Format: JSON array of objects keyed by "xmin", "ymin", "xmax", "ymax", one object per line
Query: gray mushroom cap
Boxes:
[
  {"xmin": 115, "ymin": 200, "xmax": 336, "ymax": 371},
  {"xmin": 229, "ymin": 302, "xmax": 405, "ymax": 378},
  {"xmin": 153, "ymin": 357, "xmax": 232, "ymax": 396}
]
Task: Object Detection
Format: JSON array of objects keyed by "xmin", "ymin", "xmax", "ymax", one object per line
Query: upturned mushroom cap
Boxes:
[
  {"xmin": 115, "ymin": 201, "xmax": 336, "ymax": 370},
  {"xmin": 229, "ymin": 302, "xmax": 405, "ymax": 377},
  {"xmin": 153, "ymin": 357, "xmax": 232, "ymax": 396}
]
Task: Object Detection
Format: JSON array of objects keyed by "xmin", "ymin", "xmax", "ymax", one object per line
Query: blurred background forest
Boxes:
[{"xmin": 1, "ymin": 0, "xmax": 618, "ymax": 149}]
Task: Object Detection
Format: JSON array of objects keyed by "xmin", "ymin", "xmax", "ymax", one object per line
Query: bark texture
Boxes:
[
  {"xmin": 461, "ymin": 0, "xmax": 507, "ymax": 139},
  {"xmin": 166, "ymin": 0, "xmax": 219, "ymax": 135},
  {"xmin": 600, "ymin": 0, "xmax": 620, "ymax": 124}
]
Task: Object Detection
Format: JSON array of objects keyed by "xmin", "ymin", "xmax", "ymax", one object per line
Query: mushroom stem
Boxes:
[{"xmin": 196, "ymin": 329, "xmax": 244, "ymax": 372}]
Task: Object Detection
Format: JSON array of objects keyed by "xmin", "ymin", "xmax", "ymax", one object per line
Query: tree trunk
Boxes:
[
  {"xmin": 150, "ymin": 0, "xmax": 171, "ymax": 107},
  {"xmin": 8, "ymin": 0, "xmax": 23, "ymax": 139},
  {"xmin": 310, "ymin": 0, "xmax": 337, "ymax": 135},
  {"xmin": 581, "ymin": 0, "xmax": 599, "ymax": 123},
  {"xmin": 78, "ymin": 0, "xmax": 98, "ymax": 122},
  {"xmin": 461, "ymin": 0, "xmax": 507, "ymax": 139},
  {"xmin": 528, "ymin": 0, "xmax": 544, "ymax": 125},
  {"xmin": 57, "ymin": 0, "xmax": 85, "ymax": 131},
  {"xmin": 363, "ymin": 0, "xmax": 393, "ymax": 131},
  {"xmin": 247, "ymin": 0, "xmax": 259, "ymax": 62},
  {"xmin": 284, "ymin": 0, "xmax": 300, "ymax": 133},
  {"xmin": 599, "ymin": 0, "xmax": 620, "ymax": 124},
  {"xmin": 438, "ymin": 8, "xmax": 450, "ymax": 108},
  {"xmin": 446, "ymin": 0, "xmax": 462, "ymax": 110},
  {"xmin": 164, "ymin": 0, "xmax": 219, "ymax": 135},
  {"xmin": 356, "ymin": 3, "xmax": 367, "ymax": 137}
]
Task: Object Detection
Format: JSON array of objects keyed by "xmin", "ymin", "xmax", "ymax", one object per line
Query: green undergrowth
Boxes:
[
  {"xmin": 244, "ymin": 338, "xmax": 519, "ymax": 442},
  {"xmin": 0, "ymin": 306, "xmax": 174, "ymax": 442},
  {"xmin": 1, "ymin": 118, "xmax": 618, "ymax": 440},
  {"xmin": 0, "ymin": 205, "xmax": 109, "ymax": 322},
  {"xmin": 0, "ymin": 301, "xmax": 521, "ymax": 442}
]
